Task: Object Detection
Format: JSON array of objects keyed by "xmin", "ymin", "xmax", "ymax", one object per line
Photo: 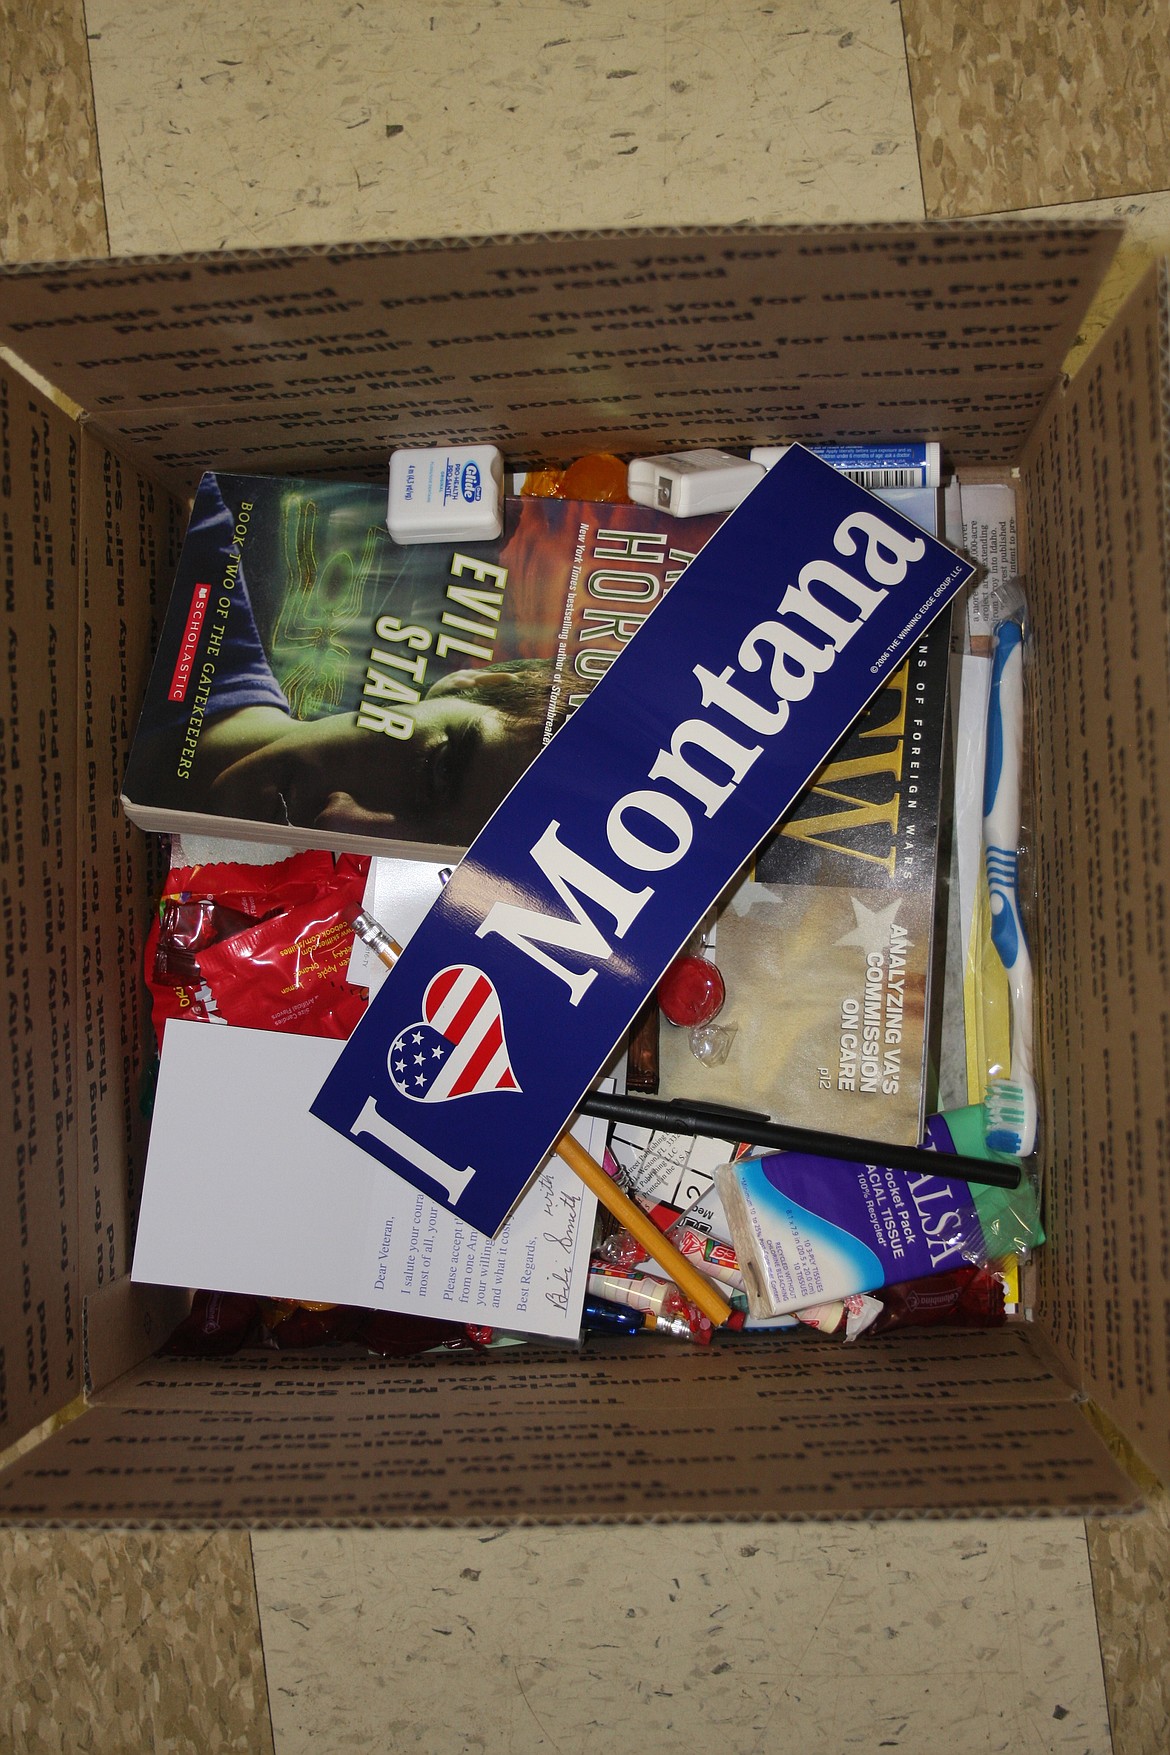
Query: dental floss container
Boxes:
[
  {"xmin": 626, "ymin": 449, "xmax": 764, "ymax": 518},
  {"xmin": 387, "ymin": 444, "xmax": 505, "ymax": 544}
]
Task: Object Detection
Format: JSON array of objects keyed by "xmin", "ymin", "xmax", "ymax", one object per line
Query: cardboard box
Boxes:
[{"xmin": 0, "ymin": 221, "xmax": 1165, "ymax": 1524}]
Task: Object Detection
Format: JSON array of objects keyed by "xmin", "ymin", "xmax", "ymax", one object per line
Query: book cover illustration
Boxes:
[
  {"xmin": 122, "ymin": 472, "xmax": 722, "ymax": 859},
  {"xmin": 658, "ymin": 488, "xmax": 951, "ymax": 1145}
]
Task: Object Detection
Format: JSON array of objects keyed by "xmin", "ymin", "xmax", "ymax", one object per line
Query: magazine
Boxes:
[
  {"xmin": 122, "ymin": 472, "xmax": 723, "ymax": 860},
  {"xmin": 657, "ymin": 486, "xmax": 953, "ymax": 1144}
]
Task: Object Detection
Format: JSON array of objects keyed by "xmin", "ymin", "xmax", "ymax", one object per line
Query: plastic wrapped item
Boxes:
[
  {"xmin": 789, "ymin": 1267, "xmax": 1006, "ymax": 1343},
  {"xmin": 658, "ymin": 940, "xmax": 732, "ymax": 1067},
  {"xmin": 362, "ymin": 1312, "xmax": 487, "ymax": 1356},
  {"xmin": 259, "ymin": 1300, "xmax": 365, "ymax": 1349},
  {"xmin": 586, "ymin": 1263, "xmax": 716, "ymax": 1343},
  {"xmin": 161, "ymin": 1289, "xmax": 259, "ymax": 1357},
  {"xmin": 688, "ymin": 1020, "xmax": 737, "ymax": 1066},
  {"xmin": 518, "ymin": 466, "xmax": 566, "ymax": 499},
  {"xmin": 162, "ymin": 1294, "xmax": 489, "ymax": 1362},
  {"xmin": 145, "ymin": 849, "xmax": 369, "ymax": 1044},
  {"xmin": 517, "ymin": 453, "xmax": 630, "ymax": 503},
  {"xmin": 151, "ymin": 894, "xmax": 259, "ymax": 984},
  {"xmin": 658, "ymin": 953, "xmax": 725, "ymax": 1026},
  {"xmin": 865, "ymin": 1265, "xmax": 1006, "ymax": 1337},
  {"xmin": 591, "ymin": 1224, "xmax": 651, "ymax": 1272},
  {"xmin": 718, "ymin": 1104, "xmax": 1042, "ymax": 1321},
  {"xmin": 559, "ymin": 452, "xmax": 630, "ymax": 503},
  {"xmin": 795, "ymin": 1293, "xmax": 882, "ymax": 1340}
]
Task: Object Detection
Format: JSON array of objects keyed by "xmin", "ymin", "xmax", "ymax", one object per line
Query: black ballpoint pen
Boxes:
[{"xmin": 576, "ymin": 1091, "xmax": 1022, "ymax": 1190}]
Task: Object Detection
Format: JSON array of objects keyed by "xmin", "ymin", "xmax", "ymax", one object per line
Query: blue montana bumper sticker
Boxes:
[{"xmin": 311, "ymin": 446, "xmax": 973, "ymax": 1236}]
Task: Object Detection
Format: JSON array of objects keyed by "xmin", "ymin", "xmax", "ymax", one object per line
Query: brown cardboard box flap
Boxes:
[
  {"xmin": 73, "ymin": 426, "xmax": 180, "ymax": 1341},
  {"xmin": 0, "ymin": 1329, "xmax": 1137, "ymax": 1527},
  {"xmin": 0, "ymin": 360, "xmax": 186, "ymax": 1454},
  {"xmin": 82, "ymin": 1278, "xmax": 191, "ymax": 1402},
  {"xmin": 0, "ymin": 221, "xmax": 1122, "ymax": 498},
  {"xmin": 1, "ymin": 369, "xmax": 82, "ymax": 1447},
  {"xmin": 1021, "ymin": 258, "xmax": 1170, "ymax": 1488}
]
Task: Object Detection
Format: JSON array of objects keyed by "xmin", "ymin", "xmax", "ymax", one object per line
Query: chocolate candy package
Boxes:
[{"xmin": 145, "ymin": 849, "xmax": 369, "ymax": 1043}]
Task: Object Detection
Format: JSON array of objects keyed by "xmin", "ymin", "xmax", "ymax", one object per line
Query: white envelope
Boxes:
[{"xmin": 133, "ymin": 1019, "xmax": 600, "ymax": 1342}]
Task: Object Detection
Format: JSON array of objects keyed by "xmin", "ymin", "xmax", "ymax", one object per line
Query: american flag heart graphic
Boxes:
[{"xmin": 388, "ymin": 965, "xmax": 521, "ymax": 1103}]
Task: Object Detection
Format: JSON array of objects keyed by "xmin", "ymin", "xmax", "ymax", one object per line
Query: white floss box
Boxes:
[
  {"xmin": 626, "ymin": 448, "xmax": 764, "ymax": 518},
  {"xmin": 387, "ymin": 444, "xmax": 504, "ymax": 544}
]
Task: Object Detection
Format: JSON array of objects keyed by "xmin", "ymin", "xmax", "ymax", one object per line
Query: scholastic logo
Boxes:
[
  {"xmin": 388, "ymin": 965, "xmax": 520, "ymax": 1102},
  {"xmin": 168, "ymin": 582, "xmax": 212, "ymax": 703}
]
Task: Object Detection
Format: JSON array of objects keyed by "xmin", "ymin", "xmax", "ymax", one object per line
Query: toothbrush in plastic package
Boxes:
[{"xmin": 981, "ymin": 594, "xmax": 1038, "ymax": 1157}]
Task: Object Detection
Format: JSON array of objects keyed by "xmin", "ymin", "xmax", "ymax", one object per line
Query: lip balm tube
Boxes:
[{"xmin": 749, "ymin": 441, "xmax": 941, "ymax": 489}]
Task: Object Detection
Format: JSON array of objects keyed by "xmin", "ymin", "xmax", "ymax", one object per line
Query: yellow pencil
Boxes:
[
  {"xmin": 552, "ymin": 1129, "xmax": 732, "ymax": 1326},
  {"xmin": 348, "ymin": 907, "xmax": 733, "ymax": 1329}
]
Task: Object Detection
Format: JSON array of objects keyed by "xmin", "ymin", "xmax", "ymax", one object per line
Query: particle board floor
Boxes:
[
  {"xmin": 3, "ymin": 3, "xmax": 1170, "ymax": 1753},
  {"xmin": 249, "ymin": 1521, "xmax": 1112, "ymax": 1755}
]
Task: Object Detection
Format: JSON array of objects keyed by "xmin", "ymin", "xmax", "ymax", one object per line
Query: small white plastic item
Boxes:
[
  {"xmin": 387, "ymin": 444, "xmax": 504, "ymax": 544},
  {"xmin": 626, "ymin": 448, "xmax": 764, "ymax": 519}
]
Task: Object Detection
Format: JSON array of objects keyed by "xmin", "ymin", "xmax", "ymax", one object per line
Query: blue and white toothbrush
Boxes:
[{"xmin": 982, "ymin": 608, "xmax": 1038, "ymax": 1156}]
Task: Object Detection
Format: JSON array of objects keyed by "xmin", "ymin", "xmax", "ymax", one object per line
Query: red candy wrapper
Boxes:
[
  {"xmin": 868, "ymin": 1266, "xmax": 1006, "ymax": 1335},
  {"xmin": 162, "ymin": 1295, "xmax": 490, "ymax": 1362},
  {"xmin": 362, "ymin": 1311, "xmax": 462, "ymax": 1356},
  {"xmin": 657, "ymin": 954, "xmax": 725, "ymax": 1027},
  {"xmin": 161, "ymin": 1289, "xmax": 260, "ymax": 1357},
  {"xmin": 146, "ymin": 849, "xmax": 370, "ymax": 1044},
  {"xmin": 259, "ymin": 1300, "xmax": 366, "ymax": 1349}
]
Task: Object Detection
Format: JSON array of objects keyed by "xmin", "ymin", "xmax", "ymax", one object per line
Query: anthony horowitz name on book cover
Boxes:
[{"xmin": 122, "ymin": 471, "xmax": 722, "ymax": 861}]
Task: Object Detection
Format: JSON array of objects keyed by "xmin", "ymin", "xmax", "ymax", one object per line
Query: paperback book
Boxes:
[{"xmin": 122, "ymin": 471, "xmax": 722, "ymax": 860}]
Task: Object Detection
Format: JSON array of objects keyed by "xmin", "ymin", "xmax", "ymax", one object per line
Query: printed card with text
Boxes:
[{"xmin": 133, "ymin": 1022, "xmax": 600, "ymax": 1340}]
